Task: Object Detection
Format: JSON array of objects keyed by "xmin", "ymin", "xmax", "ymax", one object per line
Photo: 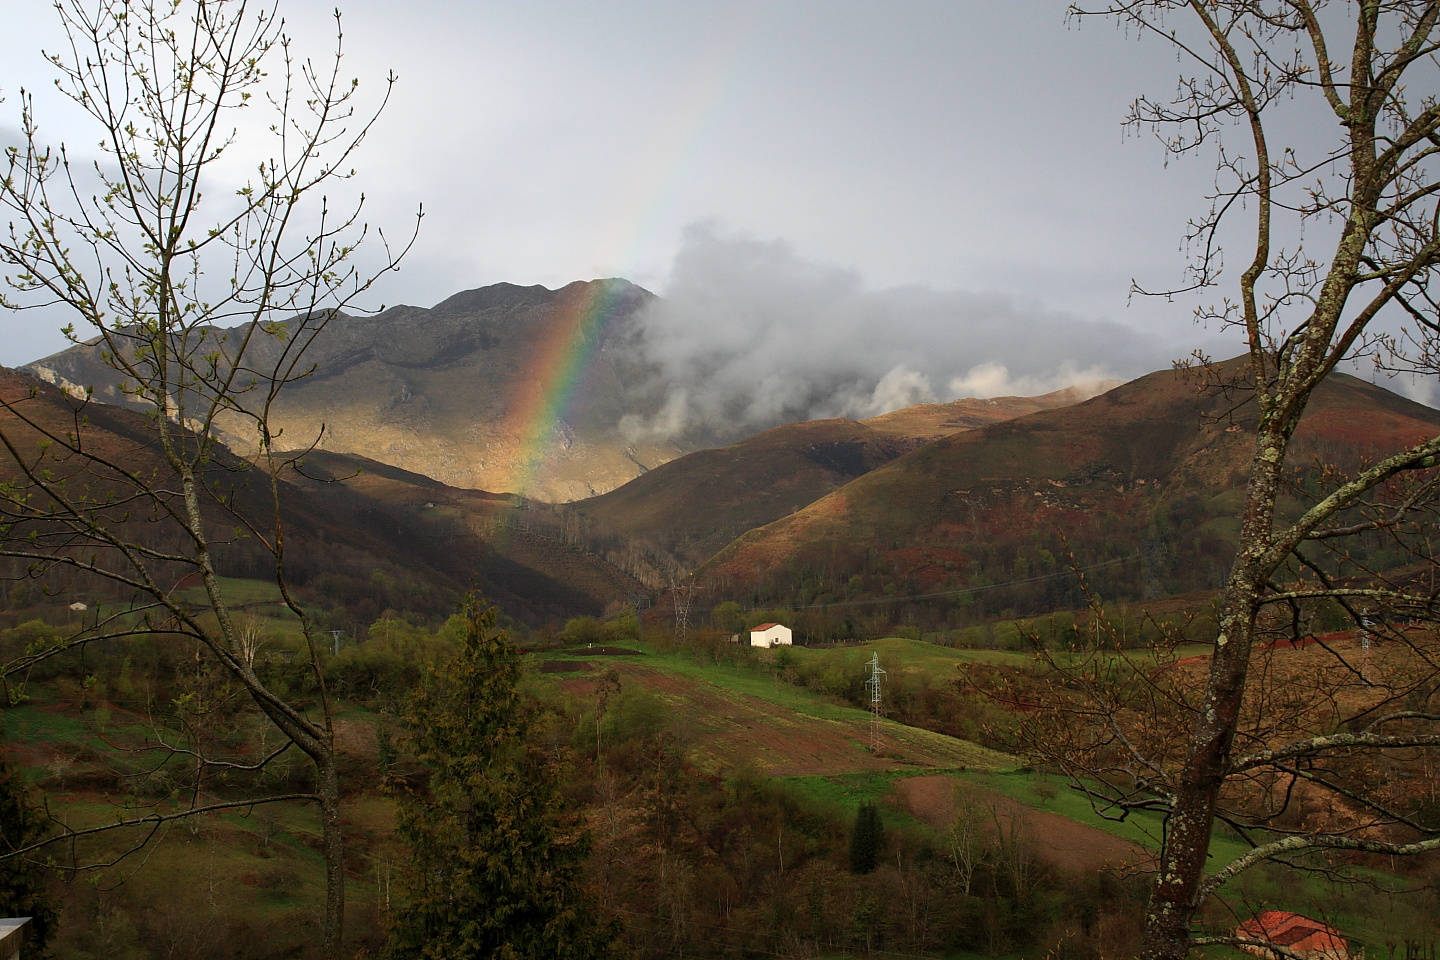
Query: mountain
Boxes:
[
  {"xmin": 24, "ymin": 279, "xmax": 691, "ymax": 503},
  {"xmin": 860, "ymin": 382, "xmax": 1120, "ymax": 438},
  {"xmin": 0, "ymin": 368, "xmax": 643, "ymax": 625},
  {"xmin": 699, "ymin": 364, "xmax": 1440, "ymax": 619},
  {"xmin": 571, "ymin": 384, "xmax": 1116, "ymax": 565},
  {"xmin": 276, "ymin": 449, "xmax": 654, "ymax": 611}
]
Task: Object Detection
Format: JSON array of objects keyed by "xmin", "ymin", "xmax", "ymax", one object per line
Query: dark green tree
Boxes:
[
  {"xmin": 386, "ymin": 597, "xmax": 626, "ymax": 960},
  {"xmin": 848, "ymin": 802, "xmax": 884, "ymax": 875},
  {"xmin": 0, "ymin": 752, "xmax": 56, "ymax": 952}
]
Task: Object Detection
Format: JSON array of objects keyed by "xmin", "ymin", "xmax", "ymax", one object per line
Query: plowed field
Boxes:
[
  {"xmin": 561, "ymin": 660, "xmax": 1009, "ymax": 776},
  {"xmin": 896, "ymin": 774, "xmax": 1149, "ymax": 872}
]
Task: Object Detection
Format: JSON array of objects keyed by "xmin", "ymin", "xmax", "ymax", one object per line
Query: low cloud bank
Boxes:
[{"xmin": 621, "ymin": 225, "xmax": 1178, "ymax": 441}]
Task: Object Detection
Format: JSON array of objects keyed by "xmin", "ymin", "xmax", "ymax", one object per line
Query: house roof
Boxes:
[
  {"xmin": 1237, "ymin": 911, "xmax": 1347, "ymax": 953},
  {"xmin": 751, "ymin": 623, "xmax": 782, "ymax": 631}
]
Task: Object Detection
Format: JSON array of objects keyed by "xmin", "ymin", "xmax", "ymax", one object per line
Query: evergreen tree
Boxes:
[
  {"xmin": 0, "ymin": 751, "xmax": 56, "ymax": 952},
  {"xmin": 848, "ymin": 802, "xmax": 884, "ymax": 875},
  {"xmin": 386, "ymin": 597, "xmax": 626, "ymax": 960}
]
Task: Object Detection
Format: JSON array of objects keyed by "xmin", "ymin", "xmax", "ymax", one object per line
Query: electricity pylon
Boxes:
[{"xmin": 864, "ymin": 652, "xmax": 887, "ymax": 754}]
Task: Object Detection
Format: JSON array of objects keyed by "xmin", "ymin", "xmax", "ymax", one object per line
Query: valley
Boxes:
[
  {"xmin": 6, "ymin": 617, "xmax": 1432, "ymax": 959},
  {"xmin": 4, "ymin": 284, "xmax": 1440, "ymax": 959}
]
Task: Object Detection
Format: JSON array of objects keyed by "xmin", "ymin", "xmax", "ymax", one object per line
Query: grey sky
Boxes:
[{"xmin": 1, "ymin": 1, "xmax": 1249, "ymax": 390}]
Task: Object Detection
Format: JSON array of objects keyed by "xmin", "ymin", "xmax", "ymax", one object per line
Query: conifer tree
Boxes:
[
  {"xmin": 848, "ymin": 802, "xmax": 884, "ymax": 875},
  {"xmin": 386, "ymin": 597, "xmax": 626, "ymax": 960}
]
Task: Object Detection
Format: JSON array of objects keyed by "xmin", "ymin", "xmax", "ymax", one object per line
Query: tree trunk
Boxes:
[
  {"xmin": 1139, "ymin": 423, "xmax": 1284, "ymax": 958},
  {"xmin": 319, "ymin": 756, "xmax": 346, "ymax": 960}
]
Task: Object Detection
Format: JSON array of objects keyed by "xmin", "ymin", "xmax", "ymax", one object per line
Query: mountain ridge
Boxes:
[
  {"xmin": 24, "ymin": 279, "xmax": 687, "ymax": 502},
  {"xmin": 22, "ymin": 279, "xmax": 1132, "ymax": 505},
  {"xmin": 0, "ymin": 366, "xmax": 646, "ymax": 625},
  {"xmin": 696, "ymin": 363, "xmax": 1440, "ymax": 621},
  {"xmin": 571, "ymin": 383, "xmax": 1117, "ymax": 565}
]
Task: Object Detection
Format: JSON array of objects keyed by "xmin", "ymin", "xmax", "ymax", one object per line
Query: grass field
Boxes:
[
  {"xmin": 173, "ymin": 575, "xmax": 315, "ymax": 639},
  {"xmin": 792, "ymin": 636, "xmax": 1036, "ymax": 670},
  {"xmin": 550, "ymin": 651, "xmax": 1011, "ymax": 776},
  {"xmin": 545, "ymin": 636, "xmax": 1434, "ymax": 953},
  {"xmin": 778, "ymin": 765, "xmax": 1427, "ymax": 952},
  {"xmin": 8, "ymin": 625, "xmax": 1432, "ymax": 954}
]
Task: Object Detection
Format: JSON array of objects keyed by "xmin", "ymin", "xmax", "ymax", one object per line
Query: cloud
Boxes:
[
  {"xmin": 865, "ymin": 365, "xmax": 938, "ymax": 416},
  {"xmin": 622, "ymin": 224, "xmax": 1178, "ymax": 439},
  {"xmin": 946, "ymin": 361, "xmax": 1120, "ymax": 400}
]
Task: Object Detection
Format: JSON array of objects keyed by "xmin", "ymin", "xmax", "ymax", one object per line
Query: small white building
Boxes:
[
  {"xmin": 749, "ymin": 623, "xmax": 792, "ymax": 648},
  {"xmin": 68, "ymin": 602, "xmax": 88, "ymax": 612}
]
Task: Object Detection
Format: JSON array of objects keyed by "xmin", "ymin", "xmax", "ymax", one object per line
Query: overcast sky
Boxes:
[{"xmin": 0, "ymin": 1, "xmax": 1269, "ymax": 397}]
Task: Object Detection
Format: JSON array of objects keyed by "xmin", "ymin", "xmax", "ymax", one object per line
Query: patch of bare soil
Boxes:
[
  {"xmin": 897, "ymin": 774, "xmax": 1148, "ymax": 873},
  {"xmin": 612, "ymin": 664, "xmax": 891, "ymax": 776},
  {"xmin": 541, "ymin": 660, "xmax": 593, "ymax": 673},
  {"xmin": 333, "ymin": 719, "xmax": 376, "ymax": 758}
]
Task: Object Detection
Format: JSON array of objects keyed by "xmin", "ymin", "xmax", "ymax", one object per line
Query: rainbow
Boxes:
[
  {"xmin": 493, "ymin": 280, "xmax": 632, "ymax": 497},
  {"xmin": 493, "ymin": 4, "xmax": 773, "ymax": 500}
]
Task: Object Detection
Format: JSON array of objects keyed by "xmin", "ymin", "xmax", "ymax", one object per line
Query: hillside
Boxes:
[
  {"xmin": 572, "ymin": 383, "xmax": 1115, "ymax": 565},
  {"xmin": 702, "ymin": 363, "xmax": 1440, "ymax": 621},
  {"xmin": 0, "ymin": 368, "xmax": 643, "ymax": 625},
  {"xmin": 278, "ymin": 449, "xmax": 653, "ymax": 613},
  {"xmin": 24, "ymin": 280, "xmax": 688, "ymax": 502},
  {"xmin": 861, "ymin": 380, "xmax": 1120, "ymax": 437}
]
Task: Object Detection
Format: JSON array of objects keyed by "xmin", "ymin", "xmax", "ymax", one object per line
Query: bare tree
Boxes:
[
  {"xmin": 0, "ymin": 1, "xmax": 416, "ymax": 957},
  {"xmin": 1048, "ymin": 3, "xmax": 1440, "ymax": 958}
]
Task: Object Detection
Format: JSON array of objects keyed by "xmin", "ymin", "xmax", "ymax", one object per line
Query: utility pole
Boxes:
[
  {"xmin": 331, "ymin": 629, "xmax": 343, "ymax": 656},
  {"xmin": 864, "ymin": 652, "xmax": 887, "ymax": 754},
  {"xmin": 1360, "ymin": 614, "xmax": 1372, "ymax": 684},
  {"xmin": 670, "ymin": 575, "xmax": 696, "ymax": 643}
]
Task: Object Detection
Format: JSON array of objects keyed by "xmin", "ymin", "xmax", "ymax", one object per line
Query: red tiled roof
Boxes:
[
  {"xmin": 1237, "ymin": 911, "xmax": 1347, "ymax": 953},
  {"xmin": 751, "ymin": 623, "xmax": 781, "ymax": 631}
]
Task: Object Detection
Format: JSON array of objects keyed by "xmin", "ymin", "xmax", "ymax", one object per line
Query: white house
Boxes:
[{"xmin": 749, "ymin": 623, "xmax": 792, "ymax": 648}]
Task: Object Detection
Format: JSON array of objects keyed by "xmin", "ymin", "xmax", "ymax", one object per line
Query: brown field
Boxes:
[
  {"xmin": 561, "ymin": 661, "xmax": 1008, "ymax": 777},
  {"xmin": 896, "ymin": 774, "xmax": 1147, "ymax": 872}
]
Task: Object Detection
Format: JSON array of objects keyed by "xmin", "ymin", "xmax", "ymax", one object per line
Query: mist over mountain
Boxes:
[
  {"xmin": 619, "ymin": 225, "xmax": 1184, "ymax": 442},
  {"xmin": 25, "ymin": 266, "xmax": 1167, "ymax": 501},
  {"xmin": 575, "ymin": 383, "xmax": 1116, "ymax": 567}
]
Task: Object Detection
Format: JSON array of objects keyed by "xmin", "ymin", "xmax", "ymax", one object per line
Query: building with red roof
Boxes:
[
  {"xmin": 749, "ymin": 623, "xmax": 792, "ymax": 648},
  {"xmin": 1236, "ymin": 911, "xmax": 1353, "ymax": 960}
]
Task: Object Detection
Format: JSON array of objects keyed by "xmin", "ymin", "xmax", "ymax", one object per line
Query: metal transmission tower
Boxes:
[
  {"xmin": 670, "ymin": 575, "xmax": 697, "ymax": 643},
  {"xmin": 864, "ymin": 653, "xmax": 887, "ymax": 754}
]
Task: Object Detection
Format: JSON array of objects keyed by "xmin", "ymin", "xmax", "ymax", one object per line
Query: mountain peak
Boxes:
[{"xmin": 431, "ymin": 278, "xmax": 654, "ymax": 317}]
